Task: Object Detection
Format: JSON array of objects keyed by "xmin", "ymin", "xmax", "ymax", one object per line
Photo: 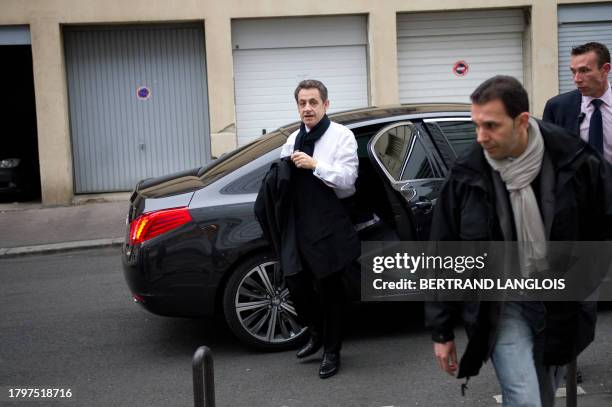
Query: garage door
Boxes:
[
  {"xmin": 558, "ymin": 3, "xmax": 612, "ymax": 94},
  {"xmin": 397, "ymin": 9, "xmax": 525, "ymax": 103},
  {"xmin": 232, "ymin": 16, "xmax": 369, "ymax": 145},
  {"xmin": 64, "ymin": 24, "xmax": 211, "ymax": 193}
]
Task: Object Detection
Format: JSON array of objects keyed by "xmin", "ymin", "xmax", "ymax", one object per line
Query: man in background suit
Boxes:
[
  {"xmin": 543, "ymin": 41, "xmax": 611, "ymax": 385},
  {"xmin": 543, "ymin": 42, "xmax": 611, "ymax": 164}
]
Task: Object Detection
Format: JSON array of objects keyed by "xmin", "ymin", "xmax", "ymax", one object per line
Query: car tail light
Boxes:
[{"xmin": 129, "ymin": 207, "xmax": 192, "ymax": 245}]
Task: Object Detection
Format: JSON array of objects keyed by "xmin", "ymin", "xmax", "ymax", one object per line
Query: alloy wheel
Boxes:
[{"xmin": 233, "ymin": 261, "xmax": 306, "ymax": 345}]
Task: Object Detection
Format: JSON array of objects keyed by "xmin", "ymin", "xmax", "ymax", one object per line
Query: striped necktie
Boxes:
[{"xmin": 589, "ymin": 99, "xmax": 604, "ymax": 155}]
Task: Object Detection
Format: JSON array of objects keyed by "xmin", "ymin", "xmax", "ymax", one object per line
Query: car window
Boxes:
[
  {"xmin": 354, "ymin": 123, "xmax": 388, "ymax": 158},
  {"xmin": 372, "ymin": 124, "xmax": 413, "ymax": 180},
  {"xmin": 425, "ymin": 120, "xmax": 476, "ymax": 162},
  {"xmin": 372, "ymin": 123, "xmax": 437, "ymax": 181},
  {"xmin": 400, "ymin": 136, "xmax": 436, "ymax": 181}
]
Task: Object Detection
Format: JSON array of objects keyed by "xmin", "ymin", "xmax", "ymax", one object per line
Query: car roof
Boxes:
[{"xmin": 278, "ymin": 103, "xmax": 471, "ymax": 134}]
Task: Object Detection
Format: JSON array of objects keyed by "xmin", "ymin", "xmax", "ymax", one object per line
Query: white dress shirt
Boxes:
[
  {"xmin": 280, "ymin": 121, "xmax": 358, "ymax": 198},
  {"xmin": 580, "ymin": 82, "xmax": 612, "ymax": 163}
]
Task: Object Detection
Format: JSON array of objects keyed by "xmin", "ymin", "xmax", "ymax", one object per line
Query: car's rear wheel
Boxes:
[{"xmin": 222, "ymin": 253, "xmax": 307, "ymax": 350}]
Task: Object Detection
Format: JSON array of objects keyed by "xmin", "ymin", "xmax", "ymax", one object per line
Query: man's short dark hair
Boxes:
[
  {"xmin": 294, "ymin": 79, "xmax": 328, "ymax": 102},
  {"xmin": 571, "ymin": 42, "xmax": 611, "ymax": 68},
  {"xmin": 470, "ymin": 75, "xmax": 529, "ymax": 119}
]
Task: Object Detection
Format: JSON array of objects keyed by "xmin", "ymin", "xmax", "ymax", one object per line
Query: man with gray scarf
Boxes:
[{"xmin": 426, "ymin": 76, "xmax": 612, "ymax": 406}]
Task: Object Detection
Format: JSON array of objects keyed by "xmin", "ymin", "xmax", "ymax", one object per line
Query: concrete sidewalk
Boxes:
[{"xmin": 0, "ymin": 196, "xmax": 129, "ymax": 257}]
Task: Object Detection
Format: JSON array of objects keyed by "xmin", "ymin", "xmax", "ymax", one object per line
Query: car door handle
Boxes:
[{"xmin": 400, "ymin": 185, "xmax": 417, "ymax": 201}]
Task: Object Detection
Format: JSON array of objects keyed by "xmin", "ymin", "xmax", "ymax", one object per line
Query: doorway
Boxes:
[{"xmin": 0, "ymin": 44, "xmax": 40, "ymax": 202}]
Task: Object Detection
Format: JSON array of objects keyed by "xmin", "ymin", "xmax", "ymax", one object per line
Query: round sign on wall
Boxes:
[
  {"xmin": 452, "ymin": 61, "xmax": 469, "ymax": 77},
  {"xmin": 136, "ymin": 86, "xmax": 151, "ymax": 100}
]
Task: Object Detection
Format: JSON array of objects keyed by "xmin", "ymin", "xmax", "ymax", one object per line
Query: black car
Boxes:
[
  {"xmin": 121, "ymin": 104, "xmax": 477, "ymax": 350},
  {"xmin": 0, "ymin": 157, "xmax": 23, "ymax": 195},
  {"xmin": 0, "ymin": 130, "xmax": 40, "ymax": 201},
  {"xmin": 0, "ymin": 155, "xmax": 39, "ymax": 200}
]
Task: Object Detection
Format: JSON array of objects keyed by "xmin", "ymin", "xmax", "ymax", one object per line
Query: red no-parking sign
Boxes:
[{"xmin": 453, "ymin": 61, "xmax": 469, "ymax": 77}]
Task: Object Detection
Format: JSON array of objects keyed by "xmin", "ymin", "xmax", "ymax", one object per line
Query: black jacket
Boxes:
[
  {"xmin": 254, "ymin": 159, "xmax": 301, "ymax": 276},
  {"xmin": 425, "ymin": 120, "xmax": 612, "ymax": 378},
  {"xmin": 255, "ymin": 159, "xmax": 360, "ymax": 279},
  {"xmin": 542, "ymin": 89, "xmax": 582, "ymax": 136}
]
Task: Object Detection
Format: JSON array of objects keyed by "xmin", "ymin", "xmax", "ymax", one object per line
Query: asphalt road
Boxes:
[{"xmin": 1, "ymin": 248, "xmax": 611, "ymax": 407}]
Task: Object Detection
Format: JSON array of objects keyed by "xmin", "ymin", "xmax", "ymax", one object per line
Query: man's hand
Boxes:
[
  {"xmin": 291, "ymin": 151, "xmax": 317, "ymax": 170},
  {"xmin": 434, "ymin": 341, "xmax": 458, "ymax": 376}
]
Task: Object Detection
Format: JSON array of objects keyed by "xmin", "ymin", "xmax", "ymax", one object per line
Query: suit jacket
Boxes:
[{"xmin": 542, "ymin": 89, "xmax": 582, "ymax": 136}]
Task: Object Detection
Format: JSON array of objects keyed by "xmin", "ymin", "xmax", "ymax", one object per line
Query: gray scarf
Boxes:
[{"xmin": 485, "ymin": 118, "xmax": 548, "ymax": 275}]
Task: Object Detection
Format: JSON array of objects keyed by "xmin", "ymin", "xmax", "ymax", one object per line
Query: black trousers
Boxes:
[{"xmin": 284, "ymin": 268, "xmax": 346, "ymax": 354}]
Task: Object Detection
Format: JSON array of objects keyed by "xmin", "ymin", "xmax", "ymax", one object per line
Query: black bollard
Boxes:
[{"xmin": 193, "ymin": 346, "xmax": 215, "ymax": 407}]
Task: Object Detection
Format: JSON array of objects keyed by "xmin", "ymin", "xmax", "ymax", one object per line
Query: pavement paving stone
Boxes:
[{"xmin": 0, "ymin": 199, "xmax": 128, "ymax": 253}]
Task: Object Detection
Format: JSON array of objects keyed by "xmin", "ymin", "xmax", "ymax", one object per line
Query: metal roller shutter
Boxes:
[
  {"xmin": 558, "ymin": 4, "xmax": 612, "ymax": 94},
  {"xmin": 232, "ymin": 16, "xmax": 369, "ymax": 146},
  {"xmin": 64, "ymin": 24, "xmax": 211, "ymax": 193},
  {"xmin": 397, "ymin": 9, "xmax": 525, "ymax": 104}
]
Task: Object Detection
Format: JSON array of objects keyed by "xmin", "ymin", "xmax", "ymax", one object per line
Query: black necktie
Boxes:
[{"xmin": 589, "ymin": 99, "xmax": 604, "ymax": 155}]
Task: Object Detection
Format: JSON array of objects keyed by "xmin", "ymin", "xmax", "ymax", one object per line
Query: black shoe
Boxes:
[
  {"xmin": 319, "ymin": 352, "xmax": 340, "ymax": 379},
  {"xmin": 296, "ymin": 333, "xmax": 322, "ymax": 359}
]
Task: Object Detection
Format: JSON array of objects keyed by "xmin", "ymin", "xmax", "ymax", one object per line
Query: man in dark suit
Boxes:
[
  {"xmin": 543, "ymin": 42, "xmax": 611, "ymax": 164},
  {"xmin": 543, "ymin": 41, "xmax": 611, "ymax": 385}
]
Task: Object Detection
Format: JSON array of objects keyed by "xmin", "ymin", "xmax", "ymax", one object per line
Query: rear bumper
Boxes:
[
  {"xmin": 129, "ymin": 291, "xmax": 216, "ymax": 317},
  {"xmin": 121, "ymin": 239, "xmax": 218, "ymax": 317}
]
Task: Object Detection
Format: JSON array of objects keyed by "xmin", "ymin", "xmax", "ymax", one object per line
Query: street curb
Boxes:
[{"xmin": 0, "ymin": 238, "xmax": 124, "ymax": 258}]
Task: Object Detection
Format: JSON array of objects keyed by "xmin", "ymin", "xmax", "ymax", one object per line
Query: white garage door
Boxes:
[
  {"xmin": 558, "ymin": 3, "xmax": 612, "ymax": 94},
  {"xmin": 397, "ymin": 9, "xmax": 525, "ymax": 104},
  {"xmin": 232, "ymin": 16, "xmax": 369, "ymax": 145}
]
